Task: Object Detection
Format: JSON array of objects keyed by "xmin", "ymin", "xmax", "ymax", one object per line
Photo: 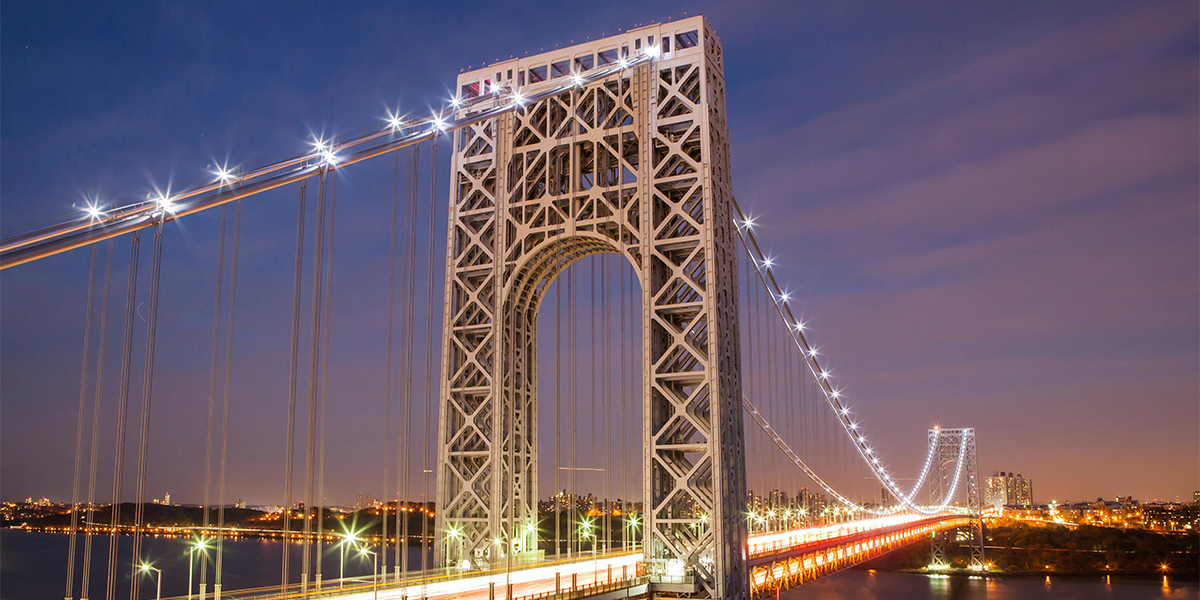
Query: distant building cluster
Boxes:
[
  {"xmin": 1001, "ymin": 495, "xmax": 1199, "ymax": 532},
  {"xmin": 986, "ymin": 471, "xmax": 1033, "ymax": 508},
  {"xmin": 537, "ymin": 490, "xmax": 641, "ymax": 517}
]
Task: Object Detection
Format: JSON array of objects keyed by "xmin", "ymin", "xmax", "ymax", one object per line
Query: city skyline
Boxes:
[{"xmin": 3, "ymin": 0, "xmax": 1197, "ymax": 511}]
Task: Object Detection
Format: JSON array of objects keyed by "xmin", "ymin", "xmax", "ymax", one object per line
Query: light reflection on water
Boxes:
[{"xmin": 780, "ymin": 567, "xmax": 1198, "ymax": 599}]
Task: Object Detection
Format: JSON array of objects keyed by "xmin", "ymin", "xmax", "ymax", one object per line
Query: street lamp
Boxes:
[
  {"xmin": 187, "ymin": 538, "xmax": 211, "ymax": 600},
  {"xmin": 359, "ymin": 546, "xmax": 379, "ymax": 600},
  {"xmin": 338, "ymin": 530, "xmax": 360, "ymax": 589},
  {"xmin": 140, "ymin": 564, "xmax": 162, "ymax": 600}
]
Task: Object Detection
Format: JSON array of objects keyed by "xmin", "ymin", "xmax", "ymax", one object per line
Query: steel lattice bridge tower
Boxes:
[{"xmin": 435, "ymin": 16, "xmax": 748, "ymax": 599}]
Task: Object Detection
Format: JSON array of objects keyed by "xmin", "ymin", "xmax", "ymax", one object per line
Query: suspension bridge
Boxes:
[{"xmin": 3, "ymin": 15, "xmax": 985, "ymax": 600}]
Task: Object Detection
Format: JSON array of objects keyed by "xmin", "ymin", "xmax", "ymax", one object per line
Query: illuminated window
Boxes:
[
  {"xmin": 529, "ymin": 65, "xmax": 547, "ymax": 83},
  {"xmin": 461, "ymin": 82, "xmax": 480, "ymax": 99}
]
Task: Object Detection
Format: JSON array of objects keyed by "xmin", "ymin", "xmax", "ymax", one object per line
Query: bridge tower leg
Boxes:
[{"xmin": 434, "ymin": 16, "xmax": 748, "ymax": 599}]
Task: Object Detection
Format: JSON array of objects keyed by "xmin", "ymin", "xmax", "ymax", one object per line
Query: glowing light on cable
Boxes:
[
  {"xmin": 646, "ymin": 45, "xmax": 661, "ymax": 58},
  {"xmin": 83, "ymin": 202, "xmax": 104, "ymax": 221},
  {"xmin": 819, "ymin": 370, "xmax": 830, "ymax": 379},
  {"xmin": 572, "ymin": 73, "xmax": 584, "ymax": 87},
  {"xmin": 511, "ymin": 91, "xmax": 525, "ymax": 106},
  {"xmin": 386, "ymin": 111, "xmax": 404, "ymax": 131},
  {"xmin": 212, "ymin": 166, "xmax": 235, "ymax": 185},
  {"xmin": 156, "ymin": 195, "xmax": 177, "ymax": 216},
  {"xmin": 450, "ymin": 96, "xmax": 462, "ymax": 108},
  {"xmin": 433, "ymin": 115, "xmax": 448, "ymax": 131}
]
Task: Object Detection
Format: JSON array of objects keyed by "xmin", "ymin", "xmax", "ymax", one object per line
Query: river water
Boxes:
[{"xmin": 4, "ymin": 530, "xmax": 1196, "ymax": 599}]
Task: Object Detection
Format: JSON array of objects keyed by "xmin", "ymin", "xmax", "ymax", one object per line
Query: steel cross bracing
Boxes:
[{"xmin": 434, "ymin": 16, "xmax": 747, "ymax": 600}]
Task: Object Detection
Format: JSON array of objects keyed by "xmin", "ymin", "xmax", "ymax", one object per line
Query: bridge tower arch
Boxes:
[{"xmin": 434, "ymin": 15, "xmax": 749, "ymax": 599}]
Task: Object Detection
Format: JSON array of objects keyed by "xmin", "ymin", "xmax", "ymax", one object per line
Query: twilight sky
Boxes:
[{"xmin": 2, "ymin": 1, "xmax": 1196, "ymax": 508}]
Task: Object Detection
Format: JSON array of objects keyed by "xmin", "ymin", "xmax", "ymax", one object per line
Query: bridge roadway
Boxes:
[{"xmin": 200, "ymin": 514, "xmax": 966, "ymax": 600}]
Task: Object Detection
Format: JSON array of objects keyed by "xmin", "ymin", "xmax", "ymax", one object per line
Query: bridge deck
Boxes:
[{"xmin": 182, "ymin": 515, "xmax": 970, "ymax": 600}]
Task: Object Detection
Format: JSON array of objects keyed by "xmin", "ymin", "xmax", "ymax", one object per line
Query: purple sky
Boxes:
[{"xmin": 2, "ymin": 1, "xmax": 1196, "ymax": 508}]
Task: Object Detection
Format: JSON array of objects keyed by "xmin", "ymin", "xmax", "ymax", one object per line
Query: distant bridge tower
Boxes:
[
  {"xmin": 928, "ymin": 427, "xmax": 985, "ymax": 570},
  {"xmin": 435, "ymin": 15, "xmax": 748, "ymax": 599}
]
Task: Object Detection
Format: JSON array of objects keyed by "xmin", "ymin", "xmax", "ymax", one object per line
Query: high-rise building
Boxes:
[{"xmin": 985, "ymin": 471, "xmax": 1033, "ymax": 508}]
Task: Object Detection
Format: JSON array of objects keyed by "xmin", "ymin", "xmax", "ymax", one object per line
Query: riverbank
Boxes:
[{"xmin": 859, "ymin": 521, "xmax": 1198, "ymax": 577}]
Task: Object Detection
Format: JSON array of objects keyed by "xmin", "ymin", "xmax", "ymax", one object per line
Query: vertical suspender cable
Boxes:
[
  {"xmin": 589, "ymin": 259, "xmax": 596, "ymax": 553},
  {"xmin": 65, "ymin": 246, "xmax": 98, "ymax": 600},
  {"xmin": 201, "ymin": 206, "xmax": 229, "ymax": 599},
  {"xmin": 401, "ymin": 145, "xmax": 419, "ymax": 580},
  {"xmin": 129, "ymin": 222, "xmax": 165, "ymax": 600},
  {"xmin": 602, "ymin": 247, "xmax": 610, "ymax": 554},
  {"xmin": 400, "ymin": 145, "xmax": 420, "ymax": 580},
  {"xmin": 105, "ymin": 229, "xmax": 140, "ymax": 600},
  {"xmin": 422, "ymin": 136, "xmax": 439, "ymax": 592},
  {"xmin": 553, "ymin": 105, "xmax": 563, "ymax": 561},
  {"xmin": 316, "ymin": 170, "xmax": 338, "ymax": 589},
  {"xmin": 82, "ymin": 240, "xmax": 114, "ymax": 600},
  {"xmin": 616, "ymin": 81, "xmax": 628, "ymax": 552},
  {"xmin": 214, "ymin": 199, "xmax": 241, "ymax": 600},
  {"xmin": 302, "ymin": 172, "xmax": 329, "ymax": 597},
  {"xmin": 619, "ymin": 238, "xmax": 627, "ymax": 551},
  {"xmin": 282, "ymin": 180, "xmax": 308, "ymax": 592},
  {"xmin": 554, "ymin": 206, "xmax": 562, "ymax": 559},
  {"xmin": 383, "ymin": 148, "xmax": 399, "ymax": 582}
]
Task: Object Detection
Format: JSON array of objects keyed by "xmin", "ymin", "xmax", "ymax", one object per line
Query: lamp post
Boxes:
[
  {"xmin": 358, "ymin": 546, "xmax": 379, "ymax": 600},
  {"xmin": 140, "ymin": 564, "xmax": 162, "ymax": 600},
  {"xmin": 338, "ymin": 531, "xmax": 359, "ymax": 589},
  {"xmin": 187, "ymin": 539, "xmax": 211, "ymax": 600}
]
